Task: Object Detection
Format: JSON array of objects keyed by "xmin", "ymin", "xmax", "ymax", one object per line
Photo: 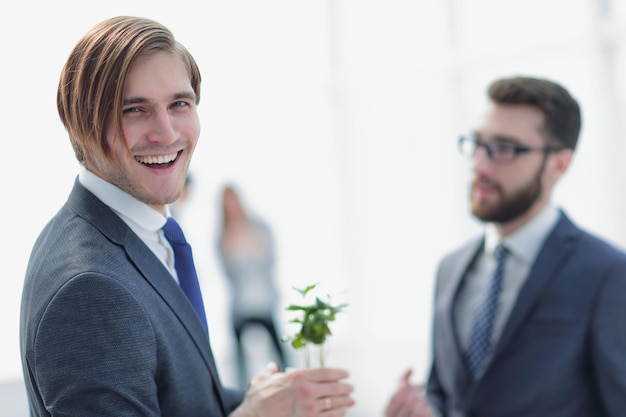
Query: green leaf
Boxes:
[
  {"xmin": 286, "ymin": 304, "xmax": 309, "ymax": 311},
  {"xmin": 293, "ymin": 283, "xmax": 319, "ymax": 298}
]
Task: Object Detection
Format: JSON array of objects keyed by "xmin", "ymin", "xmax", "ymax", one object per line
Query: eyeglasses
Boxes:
[{"xmin": 458, "ymin": 134, "xmax": 565, "ymax": 163}]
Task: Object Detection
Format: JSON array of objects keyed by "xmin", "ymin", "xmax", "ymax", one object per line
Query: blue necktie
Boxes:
[
  {"xmin": 163, "ymin": 217, "xmax": 208, "ymax": 332},
  {"xmin": 465, "ymin": 244, "xmax": 508, "ymax": 380}
]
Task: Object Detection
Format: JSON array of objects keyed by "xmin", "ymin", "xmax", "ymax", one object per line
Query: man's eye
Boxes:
[
  {"xmin": 491, "ymin": 143, "xmax": 515, "ymax": 153},
  {"xmin": 123, "ymin": 107, "xmax": 141, "ymax": 114},
  {"xmin": 172, "ymin": 101, "xmax": 188, "ymax": 108}
]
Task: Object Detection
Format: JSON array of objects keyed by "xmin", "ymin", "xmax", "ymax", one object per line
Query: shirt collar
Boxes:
[{"xmin": 485, "ymin": 203, "xmax": 560, "ymax": 262}]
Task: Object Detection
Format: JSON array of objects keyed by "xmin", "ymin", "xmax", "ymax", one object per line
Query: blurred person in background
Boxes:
[
  {"xmin": 217, "ymin": 184, "xmax": 288, "ymax": 388},
  {"xmin": 385, "ymin": 75, "xmax": 626, "ymax": 417}
]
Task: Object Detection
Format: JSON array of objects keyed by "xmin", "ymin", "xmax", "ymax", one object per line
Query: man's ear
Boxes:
[{"xmin": 550, "ymin": 149, "xmax": 573, "ymax": 183}]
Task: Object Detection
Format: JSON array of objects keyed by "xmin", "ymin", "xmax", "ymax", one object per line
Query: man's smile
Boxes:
[{"xmin": 134, "ymin": 150, "xmax": 181, "ymax": 166}]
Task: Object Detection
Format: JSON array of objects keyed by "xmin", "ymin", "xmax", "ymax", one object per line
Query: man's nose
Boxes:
[
  {"xmin": 147, "ymin": 111, "xmax": 178, "ymax": 143},
  {"xmin": 472, "ymin": 145, "xmax": 495, "ymax": 172}
]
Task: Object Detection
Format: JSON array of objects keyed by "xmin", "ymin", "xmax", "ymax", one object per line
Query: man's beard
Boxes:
[{"xmin": 471, "ymin": 160, "xmax": 545, "ymax": 223}]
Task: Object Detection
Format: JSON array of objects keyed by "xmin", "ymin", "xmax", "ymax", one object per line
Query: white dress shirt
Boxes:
[{"xmin": 78, "ymin": 167, "xmax": 178, "ymax": 282}]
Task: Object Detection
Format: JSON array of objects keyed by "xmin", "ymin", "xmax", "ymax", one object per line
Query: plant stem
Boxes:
[{"xmin": 304, "ymin": 345, "xmax": 311, "ymax": 368}]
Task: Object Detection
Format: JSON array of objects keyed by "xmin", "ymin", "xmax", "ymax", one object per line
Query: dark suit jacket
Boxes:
[
  {"xmin": 427, "ymin": 210, "xmax": 626, "ymax": 417},
  {"xmin": 20, "ymin": 179, "xmax": 245, "ymax": 416}
]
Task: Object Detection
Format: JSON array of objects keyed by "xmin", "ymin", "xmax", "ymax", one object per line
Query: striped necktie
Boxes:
[{"xmin": 465, "ymin": 244, "xmax": 508, "ymax": 380}]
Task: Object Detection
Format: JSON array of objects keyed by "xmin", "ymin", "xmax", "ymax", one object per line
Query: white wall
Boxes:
[{"xmin": 3, "ymin": 1, "xmax": 626, "ymax": 416}]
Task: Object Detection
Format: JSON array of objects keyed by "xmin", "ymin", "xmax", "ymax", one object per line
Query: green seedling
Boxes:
[{"xmin": 283, "ymin": 283, "xmax": 348, "ymax": 368}]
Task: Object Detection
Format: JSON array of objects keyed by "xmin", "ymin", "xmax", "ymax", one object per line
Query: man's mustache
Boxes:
[{"xmin": 472, "ymin": 177, "xmax": 502, "ymax": 193}]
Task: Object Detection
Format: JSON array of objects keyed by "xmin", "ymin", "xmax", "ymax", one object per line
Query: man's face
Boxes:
[
  {"xmin": 470, "ymin": 103, "xmax": 550, "ymax": 224},
  {"xmin": 89, "ymin": 51, "xmax": 200, "ymax": 213}
]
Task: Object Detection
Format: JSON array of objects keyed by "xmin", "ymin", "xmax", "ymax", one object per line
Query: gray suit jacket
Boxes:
[
  {"xmin": 427, "ymin": 210, "xmax": 626, "ymax": 417},
  {"xmin": 20, "ymin": 179, "xmax": 245, "ymax": 416}
]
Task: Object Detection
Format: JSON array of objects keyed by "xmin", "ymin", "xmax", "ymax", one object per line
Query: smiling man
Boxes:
[
  {"xmin": 385, "ymin": 76, "xmax": 626, "ymax": 417},
  {"xmin": 20, "ymin": 16, "xmax": 354, "ymax": 417}
]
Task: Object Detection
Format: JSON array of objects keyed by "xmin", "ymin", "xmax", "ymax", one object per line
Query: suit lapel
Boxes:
[
  {"xmin": 486, "ymin": 212, "xmax": 577, "ymax": 373},
  {"xmin": 439, "ymin": 237, "xmax": 484, "ymax": 389},
  {"xmin": 67, "ymin": 179, "xmax": 229, "ymax": 414}
]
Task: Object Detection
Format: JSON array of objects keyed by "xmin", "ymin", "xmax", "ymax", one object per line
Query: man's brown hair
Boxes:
[
  {"xmin": 57, "ymin": 16, "xmax": 202, "ymax": 164},
  {"xmin": 488, "ymin": 76, "xmax": 581, "ymax": 150}
]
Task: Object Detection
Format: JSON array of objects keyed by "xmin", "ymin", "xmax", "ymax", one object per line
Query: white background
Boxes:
[{"xmin": 2, "ymin": 1, "xmax": 626, "ymax": 416}]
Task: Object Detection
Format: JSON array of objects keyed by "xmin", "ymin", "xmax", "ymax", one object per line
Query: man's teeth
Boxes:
[{"xmin": 135, "ymin": 153, "xmax": 177, "ymax": 164}]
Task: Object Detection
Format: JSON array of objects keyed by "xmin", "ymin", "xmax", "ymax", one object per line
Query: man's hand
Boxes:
[
  {"xmin": 231, "ymin": 362, "xmax": 355, "ymax": 417},
  {"xmin": 385, "ymin": 369, "xmax": 433, "ymax": 417}
]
